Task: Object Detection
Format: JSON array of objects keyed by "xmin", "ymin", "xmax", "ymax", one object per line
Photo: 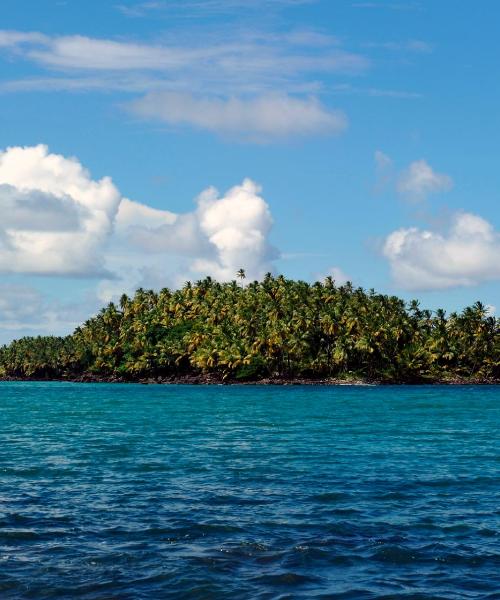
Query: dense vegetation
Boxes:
[{"xmin": 0, "ymin": 274, "xmax": 499, "ymax": 382}]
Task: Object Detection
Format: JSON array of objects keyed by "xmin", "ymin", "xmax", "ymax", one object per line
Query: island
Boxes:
[{"xmin": 1, "ymin": 274, "xmax": 498, "ymax": 384}]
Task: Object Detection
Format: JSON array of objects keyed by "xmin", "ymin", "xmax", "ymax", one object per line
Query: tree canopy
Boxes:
[{"xmin": 0, "ymin": 274, "xmax": 498, "ymax": 382}]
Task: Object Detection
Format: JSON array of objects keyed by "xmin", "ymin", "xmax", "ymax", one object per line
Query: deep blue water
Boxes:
[{"xmin": 0, "ymin": 383, "xmax": 499, "ymax": 599}]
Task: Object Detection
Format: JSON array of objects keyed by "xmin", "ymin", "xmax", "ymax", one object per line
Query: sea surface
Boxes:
[{"xmin": 0, "ymin": 383, "xmax": 499, "ymax": 599}]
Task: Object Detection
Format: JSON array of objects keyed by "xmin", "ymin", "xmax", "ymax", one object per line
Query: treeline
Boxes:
[{"xmin": 0, "ymin": 275, "xmax": 499, "ymax": 382}]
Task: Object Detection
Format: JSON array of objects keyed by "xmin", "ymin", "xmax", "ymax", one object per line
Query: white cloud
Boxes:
[
  {"xmin": 397, "ymin": 159, "xmax": 453, "ymax": 201},
  {"xmin": 0, "ymin": 31, "xmax": 47, "ymax": 48},
  {"xmin": 115, "ymin": 197, "xmax": 176, "ymax": 230},
  {"xmin": 106, "ymin": 178, "xmax": 278, "ymax": 300},
  {"xmin": 0, "ymin": 145, "xmax": 121, "ymax": 276},
  {"xmin": 28, "ymin": 35, "xmax": 194, "ymax": 71},
  {"xmin": 0, "ymin": 145, "xmax": 279, "ymax": 293},
  {"xmin": 383, "ymin": 212, "xmax": 500, "ymax": 290},
  {"xmin": 130, "ymin": 92, "xmax": 347, "ymax": 140},
  {"xmin": 0, "ymin": 145, "xmax": 281, "ymax": 336},
  {"xmin": 192, "ymin": 179, "xmax": 277, "ymax": 279},
  {"xmin": 0, "ymin": 28, "xmax": 366, "ymax": 140},
  {"xmin": 0, "ymin": 29, "xmax": 366, "ymax": 80}
]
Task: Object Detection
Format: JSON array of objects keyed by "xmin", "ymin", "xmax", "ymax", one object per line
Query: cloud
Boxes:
[
  {"xmin": 0, "ymin": 29, "xmax": 366, "ymax": 80},
  {"xmin": 115, "ymin": 197, "xmax": 176, "ymax": 230},
  {"xmin": 0, "ymin": 31, "xmax": 47, "ymax": 48},
  {"xmin": 110, "ymin": 178, "xmax": 278, "ymax": 295},
  {"xmin": 130, "ymin": 92, "xmax": 348, "ymax": 140},
  {"xmin": 0, "ymin": 184, "xmax": 86, "ymax": 231},
  {"xmin": 397, "ymin": 159, "xmax": 453, "ymax": 201},
  {"xmin": 191, "ymin": 178, "xmax": 277, "ymax": 279},
  {"xmin": 0, "ymin": 145, "xmax": 281, "ymax": 338},
  {"xmin": 0, "ymin": 145, "xmax": 279, "ymax": 291},
  {"xmin": 373, "ymin": 154, "xmax": 452, "ymax": 200},
  {"xmin": 0, "ymin": 28, "xmax": 367, "ymax": 141},
  {"xmin": 0, "ymin": 145, "xmax": 121, "ymax": 277},
  {"xmin": 28, "ymin": 35, "xmax": 195, "ymax": 71},
  {"xmin": 383, "ymin": 212, "xmax": 500, "ymax": 290}
]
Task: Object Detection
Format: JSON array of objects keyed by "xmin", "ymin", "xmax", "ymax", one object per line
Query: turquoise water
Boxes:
[{"xmin": 0, "ymin": 383, "xmax": 499, "ymax": 599}]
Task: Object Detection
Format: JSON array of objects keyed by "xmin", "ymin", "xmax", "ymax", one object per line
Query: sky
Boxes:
[{"xmin": 0, "ymin": 0, "xmax": 499, "ymax": 343}]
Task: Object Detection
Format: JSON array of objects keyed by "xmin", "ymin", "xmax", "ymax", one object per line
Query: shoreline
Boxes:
[{"xmin": 1, "ymin": 374, "xmax": 499, "ymax": 386}]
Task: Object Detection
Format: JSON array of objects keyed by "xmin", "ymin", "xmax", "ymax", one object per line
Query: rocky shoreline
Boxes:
[{"xmin": 1, "ymin": 373, "xmax": 499, "ymax": 385}]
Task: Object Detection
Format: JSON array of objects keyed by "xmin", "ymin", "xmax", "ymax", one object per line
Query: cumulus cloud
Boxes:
[
  {"xmin": 0, "ymin": 145, "xmax": 279, "ymax": 293},
  {"xmin": 0, "ymin": 145, "xmax": 121, "ymax": 276},
  {"xmin": 114, "ymin": 178, "xmax": 278, "ymax": 286},
  {"xmin": 0, "ymin": 184, "xmax": 86, "ymax": 231},
  {"xmin": 397, "ymin": 159, "xmax": 453, "ymax": 201},
  {"xmin": 115, "ymin": 197, "xmax": 176, "ymax": 230},
  {"xmin": 0, "ymin": 145, "xmax": 281, "ymax": 337},
  {"xmin": 130, "ymin": 92, "xmax": 347, "ymax": 140},
  {"xmin": 383, "ymin": 212, "xmax": 500, "ymax": 290},
  {"xmin": 192, "ymin": 179, "xmax": 277, "ymax": 279}
]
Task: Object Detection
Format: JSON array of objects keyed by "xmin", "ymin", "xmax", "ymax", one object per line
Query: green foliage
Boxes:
[{"xmin": 0, "ymin": 276, "xmax": 498, "ymax": 381}]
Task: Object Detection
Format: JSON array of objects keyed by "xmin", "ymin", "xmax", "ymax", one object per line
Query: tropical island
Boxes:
[{"xmin": 0, "ymin": 273, "xmax": 498, "ymax": 384}]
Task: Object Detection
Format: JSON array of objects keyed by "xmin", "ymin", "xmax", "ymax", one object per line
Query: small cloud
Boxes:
[
  {"xmin": 129, "ymin": 92, "xmax": 348, "ymax": 142},
  {"xmin": 397, "ymin": 159, "xmax": 453, "ymax": 202},
  {"xmin": 383, "ymin": 212, "xmax": 500, "ymax": 290}
]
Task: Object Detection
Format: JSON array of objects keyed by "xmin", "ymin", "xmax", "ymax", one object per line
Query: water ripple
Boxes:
[{"xmin": 0, "ymin": 382, "xmax": 499, "ymax": 599}]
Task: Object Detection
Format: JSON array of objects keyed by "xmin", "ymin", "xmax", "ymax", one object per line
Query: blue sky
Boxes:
[{"xmin": 0, "ymin": 0, "xmax": 499, "ymax": 342}]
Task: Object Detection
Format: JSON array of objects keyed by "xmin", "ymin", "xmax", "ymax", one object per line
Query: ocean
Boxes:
[{"xmin": 0, "ymin": 382, "xmax": 499, "ymax": 599}]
